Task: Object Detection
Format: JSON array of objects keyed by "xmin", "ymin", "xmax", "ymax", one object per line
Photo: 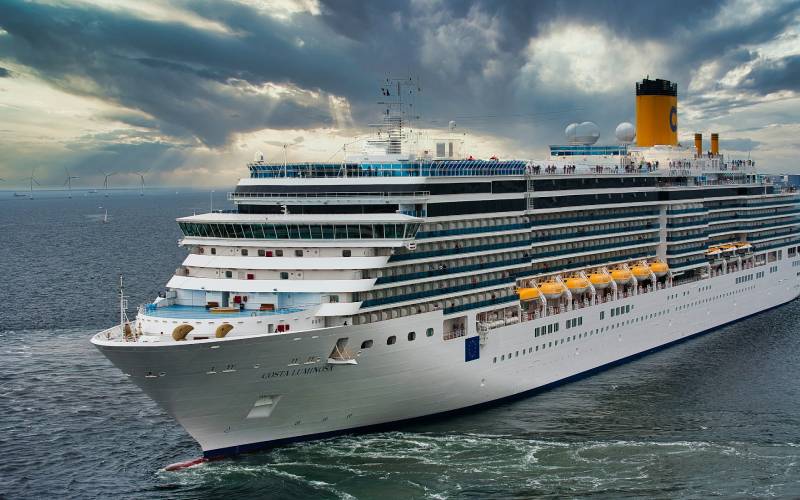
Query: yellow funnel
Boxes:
[{"xmin": 635, "ymin": 78, "xmax": 678, "ymax": 147}]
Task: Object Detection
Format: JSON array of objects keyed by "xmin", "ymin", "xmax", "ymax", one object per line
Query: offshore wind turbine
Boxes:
[
  {"xmin": 134, "ymin": 170, "xmax": 148, "ymax": 196},
  {"xmin": 103, "ymin": 172, "xmax": 116, "ymax": 197},
  {"xmin": 29, "ymin": 168, "xmax": 41, "ymax": 199},
  {"xmin": 63, "ymin": 167, "xmax": 80, "ymax": 198}
]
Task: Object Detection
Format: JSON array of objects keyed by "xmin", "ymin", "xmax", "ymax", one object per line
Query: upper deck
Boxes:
[{"xmin": 244, "ymin": 152, "xmax": 756, "ymax": 182}]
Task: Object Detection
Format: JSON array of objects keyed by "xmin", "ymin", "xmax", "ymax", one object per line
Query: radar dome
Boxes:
[
  {"xmin": 254, "ymin": 151, "xmax": 264, "ymax": 162},
  {"xmin": 565, "ymin": 123, "xmax": 578, "ymax": 142},
  {"xmin": 448, "ymin": 120, "xmax": 457, "ymax": 131},
  {"xmin": 566, "ymin": 121, "xmax": 599, "ymax": 145},
  {"xmin": 615, "ymin": 122, "xmax": 635, "ymax": 144}
]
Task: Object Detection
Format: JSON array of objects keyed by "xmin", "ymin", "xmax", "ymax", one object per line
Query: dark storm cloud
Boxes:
[
  {"xmin": 0, "ymin": 0, "xmax": 371, "ymax": 146},
  {"xmin": 0, "ymin": 0, "xmax": 797, "ymax": 154},
  {"xmin": 741, "ymin": 54, "xmax": 800, "ymax": 94}
]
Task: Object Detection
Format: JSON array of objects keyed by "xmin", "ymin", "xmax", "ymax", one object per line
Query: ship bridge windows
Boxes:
[{"xmin": 179, "ymin": 222, "xmax": 421, "ymax": 240}]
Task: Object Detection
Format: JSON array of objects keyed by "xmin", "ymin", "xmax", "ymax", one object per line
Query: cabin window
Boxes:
[
  {"xmin": 361, "ymin": 340, "xmax": 373, "ymax": 349},
  {"xmin": 426, "ymin": 328, "xmax": 434, "ymax": 337},
  {"xmin": 408, "ymin": 331, "xmax": 416, "ymax": 341},
  {"xmin": 276, "ymin": 249, "xmax": 284, "ymax": 257},
  {"xmin": 387, "ymin": 335, "xmax": 396, "ymax": 345},
  {"xmin": 225, "ymin": 270, "xmax": 233, "ymax": 278},
  {"xmin": 258, "ymin": 249, "xmax": 265, "ymax": 256},
  {"xmin": 247, "ymin": 273, "xmax": 255, "ymax": 280},
  {"xmin": 210, "ymin": 248, "xmax": 216, "ymax": 255},
  {"xmin": 241, "ymin": 249, "xmax": 248, "ymax": 256},
  {"xmin": 342, "ymin": 249, "xmax": 352, "ymax": 257},
  {"xmin": 295, "ymin": 249, "xmax": 303, "ymax": 257},
  {"xmin": 280, "ymin": 272, "xmax": 289, "ymax": 279},
  {"xmin": 329, "ymin": 295, "xmax": 339, "ymax": 303}
]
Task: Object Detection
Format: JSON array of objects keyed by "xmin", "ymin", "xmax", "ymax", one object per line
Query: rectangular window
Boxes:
[
  {"xmin": 295, "ymin": 249, "xmax": 303, "ymax": 257},
  {"xmin": 547, "ymin": 324, "xmax": 553, "ymax": 334},
  {"xmin": 280, "ymin": 272, "xmax": 289, "ymax": 279}
]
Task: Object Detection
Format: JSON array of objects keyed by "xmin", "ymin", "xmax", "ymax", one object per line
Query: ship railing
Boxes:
[
  {"xmin": 443, "ymin": 328, "xmax": 467, "ymax": 341},
  {"xmin": 228, "ymin": 191, "xmax": 430, "ymax": 201}
]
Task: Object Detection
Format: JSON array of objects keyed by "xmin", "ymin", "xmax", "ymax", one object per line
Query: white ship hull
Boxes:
[{"xmin": 93, "ymin": 249, "xmax": 800, "ymax": 457}]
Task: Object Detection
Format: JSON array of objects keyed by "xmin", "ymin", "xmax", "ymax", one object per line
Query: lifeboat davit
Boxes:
[
  {"xmin": 611, "ymin": 268, "xmax": 633, "ymax": 285},
  {"xmin": 649, "ymin": 260, "xmax": 669, "ymax": 278},
  {"xmin": 588, "ymin": 272, "xmax": 611, "ymax": 289},
  {"xmin": 565, "ymin": 276, "xmax": 590, "ymax": 294},
  {"xmin": 517, "ymin": 287, "xmax": 541, "ymax": 301},
  {"xmin": 631, "ymin": 264, "xmax": 651, "ymax": 281},
  {"xmin": 539, "ymin": 280, "xmax": 564, "ymax": 299}
]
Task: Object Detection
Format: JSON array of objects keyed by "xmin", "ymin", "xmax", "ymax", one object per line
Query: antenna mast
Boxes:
[
  {"xmin": 370, "ymin": 75, "xmax": 421, "ymax": 156},
  {"xmin": 119, "ymin": 275, "xmax": 129, "ymax": 329}
]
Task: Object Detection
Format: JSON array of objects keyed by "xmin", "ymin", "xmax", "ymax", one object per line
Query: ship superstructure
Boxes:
[{"xmin": 92, "ymin": 78, "xmax": 800, "ymax": 457}]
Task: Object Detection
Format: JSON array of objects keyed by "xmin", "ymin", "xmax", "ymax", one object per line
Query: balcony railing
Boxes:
[
  {"xmin": 229, "ymin": 191, "xmax": 430, "ymax": 201},
  {"xmin": 531, "ymin": 224, "xmax": 657, "ymax": 243},
  {"xmin": 389, "ymin": 239, "xmax": 531, "ymax": 262},
  {"xmin": 531, "ymin": 210, "xmax": 659, "ymax": 227},
  {"xmin": 361, "ymin": 276, "xmax": 515, "ymax": 308},
  {"xmin": 416, "ymin": 222, "xmax": 529, "ymax": 239},
  {"xmin": 375, "ymin": 256, "xmax": 530, "ymax": 285}
]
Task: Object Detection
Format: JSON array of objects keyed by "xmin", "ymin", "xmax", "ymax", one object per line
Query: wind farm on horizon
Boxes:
[{"xmin": 2, "ymin": 169, "xmax": 154, "ymax": 199}]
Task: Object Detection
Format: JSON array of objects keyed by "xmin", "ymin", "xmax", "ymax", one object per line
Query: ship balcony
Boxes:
[
  {"xmin": 228, "ymin": 190, "xmax": 430, "ymax": 205},
  {"xmin": 142, "ymin": 304, "xmax": 306, "ymax": 319}
]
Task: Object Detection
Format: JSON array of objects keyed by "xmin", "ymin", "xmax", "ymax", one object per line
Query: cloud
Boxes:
[
  {"xmin": 0, "ymin": 0, "xmax": 798, "ymax": 184},
  {"xmin": 740, "ymin": 54, "xmax": 800, "ymax": 94}
]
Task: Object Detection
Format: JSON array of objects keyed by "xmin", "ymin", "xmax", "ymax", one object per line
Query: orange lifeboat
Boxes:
[
  {"xmin": 649, "ymin": 260, "xmax": 669, "ymax": 278},
  {"xmin": 539, "ymin": 280, "xmax": 564, "ymax": 299},
  {"xmin": 631, "ymin": 263, "xmax": 651, "ymax": 281},
  {"xmin": 517, "ymin": 287, "xmax": 541, "ymax": 301},
  {"xmin": 611, "ymin": 268, "xmax": 632, "ymax": 285},
  {"xmin": 588, "ymin": 271, "xmax": 611, "ymax": 289},
  {"xmin": 565, "ymin": 276, "xmax": 590, "ymax": 294}
]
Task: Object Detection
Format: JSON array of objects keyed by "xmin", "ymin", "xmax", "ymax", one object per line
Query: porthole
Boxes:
[
  {"xmin": 387, "ymin": 335, "xmax": 396, "ymax": 345},
  {"xmin": 361, "ymin": 340, "xmax": 373, "ymax": 349}
]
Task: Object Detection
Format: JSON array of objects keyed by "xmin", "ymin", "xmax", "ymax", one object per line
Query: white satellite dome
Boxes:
[
  {"xmin": 615, "ymin": 122, "xmax": 636, "ymax": 144},
  {"xmin": 448, "ymin": 120, "xmax": 457, "ymax": 131},
  {"xmin": 566, "ymin": 121, "xmax": 599, "ymax": 145},
  {"xmin": 254, "ymin": 151, "xmax": 265, "ymax": 162},
  {"xmin": 565, "ymin": 123, "xmax": 579, "ymax": 142}
]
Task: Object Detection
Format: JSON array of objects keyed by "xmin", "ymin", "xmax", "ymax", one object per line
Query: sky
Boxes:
[{"xmin": 0, "ymin": 0, "xmax": 798, "ymax": 189}]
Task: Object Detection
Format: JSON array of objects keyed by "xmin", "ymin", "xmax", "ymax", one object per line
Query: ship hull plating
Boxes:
[{"xmin": 93, "ymin": 251, "xmax": 800, "ymax": 457}]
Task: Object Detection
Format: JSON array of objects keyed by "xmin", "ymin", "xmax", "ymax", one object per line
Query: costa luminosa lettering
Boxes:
[{"xmin": 263, "ymin": 365, "xmax": 335, "ymax": 379}]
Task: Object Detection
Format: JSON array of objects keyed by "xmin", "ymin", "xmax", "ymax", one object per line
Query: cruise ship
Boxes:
[{"xmin": 92, "ymin": 78, "xmax": 800, "ymax": 458}]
